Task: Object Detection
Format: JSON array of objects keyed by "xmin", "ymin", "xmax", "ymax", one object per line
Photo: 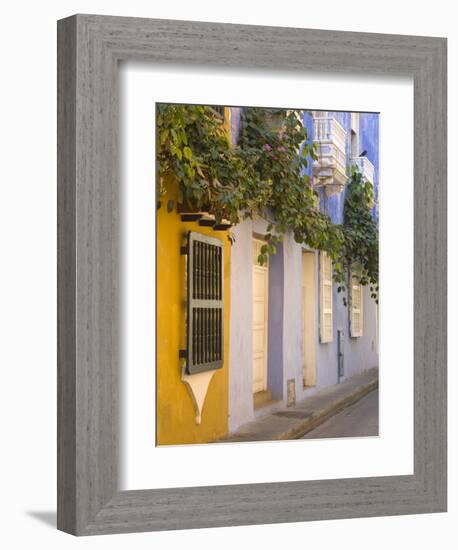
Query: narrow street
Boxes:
[{"xmin": 301, "ymin": 389, "xmax": 379, "ymax": 439}]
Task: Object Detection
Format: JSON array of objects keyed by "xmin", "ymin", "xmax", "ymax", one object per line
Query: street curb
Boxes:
[
  {"xmin": 223, "ymin": 370, "xmax": 379, "ymax": 443},
  {"xmin": 282, "ymin": 378, "xmax": 378, "ymax": 440}
]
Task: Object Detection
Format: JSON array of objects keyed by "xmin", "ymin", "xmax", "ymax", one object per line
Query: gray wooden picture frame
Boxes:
[{"xmin": 57, "ymin": 14, "xmax": 447, "ymax": 536}]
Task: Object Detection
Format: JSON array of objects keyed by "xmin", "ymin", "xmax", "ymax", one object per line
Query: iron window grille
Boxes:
[{"xmin": 180, "ymin": 231, "xmax": 224, "ymax": 374}]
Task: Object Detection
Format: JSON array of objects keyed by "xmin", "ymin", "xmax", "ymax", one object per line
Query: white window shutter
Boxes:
[
  {"xmin": 350, "ymin": 273, "xmax": 363, "ymax": 338},
  {"xmin": 320, "ymin": 252, "xmax": 333, "ymax": 343}
]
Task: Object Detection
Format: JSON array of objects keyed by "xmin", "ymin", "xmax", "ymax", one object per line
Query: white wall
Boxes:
[
  {"xmin": 283, "ymin": 238, "xmax": 378, "ymax": 405},
  {"xmin": 282, "ymin": 233, "xmax": 304, "ymax": 397},
  {"xmin": 229, "ymin": 219, "xmax": 254, "ymax": 431},
  {"xmin": 313, "ymin": 273, "xmax": 379, "ymax": 389},
  {"xmin": 1, "ymin": 1, "xmax": 456, "ymax": 549}
]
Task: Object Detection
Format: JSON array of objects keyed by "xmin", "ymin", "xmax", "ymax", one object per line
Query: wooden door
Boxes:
[
  {"xmin": 252, "ymin": 239, "xmax": 269, "ymax": 394},
  {"xmin": 302, "ymin": 251, "xmax": 317, "ymax": 387}
]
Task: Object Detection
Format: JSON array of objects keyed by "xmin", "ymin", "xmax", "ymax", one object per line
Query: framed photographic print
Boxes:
[
  {"xmin": 57, "ymin": 14, "xmax": 447, "ymax": 535},
  {"xmin": 153, "ymin": 103, "xmax": 381, "ymax": 448}
]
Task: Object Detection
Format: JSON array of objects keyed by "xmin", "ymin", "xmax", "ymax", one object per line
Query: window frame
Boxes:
[
  {"xmin": 184, "ymin": 231, "xmax": 224, "ymax": 374},
  {"xmin": 349, "ymin": 270, "xmax": 364, "ymax": 338},
  {"xmin": 319, "ymin": 251, "xmax": 333, "ymax": 343}
]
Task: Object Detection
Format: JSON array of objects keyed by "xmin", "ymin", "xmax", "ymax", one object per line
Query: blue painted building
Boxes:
[{"xmin": 228, "ymin": 109, "xmax": 379, "ymax": 433}]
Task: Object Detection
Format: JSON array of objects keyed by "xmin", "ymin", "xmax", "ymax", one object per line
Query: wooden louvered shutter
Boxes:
[
  {"xmin": 320, "ymin": 252, "xmax": 333, "ymax": 343},
  {"xmin": 185, "ymin": 232, "xmax": 224, "ymax": 374},
  {"xmin": 350, "ymin": 273, "xmax": 363, "ymax": 337}
]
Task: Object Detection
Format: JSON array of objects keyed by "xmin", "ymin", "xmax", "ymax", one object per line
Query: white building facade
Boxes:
[{"xmin": 228, "ymin": 109, "xmax": 379, "ymax": 433}]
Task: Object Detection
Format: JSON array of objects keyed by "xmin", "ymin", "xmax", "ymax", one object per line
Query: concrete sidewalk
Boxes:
[{"xmin": 223, "ymin": 367, "xmax": 378, "ymax": 442}]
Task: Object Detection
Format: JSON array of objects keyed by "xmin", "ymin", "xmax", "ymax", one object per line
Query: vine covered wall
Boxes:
[{"xmin": 157, "ymin": 104, "xmax": 378, "ymax": 303}]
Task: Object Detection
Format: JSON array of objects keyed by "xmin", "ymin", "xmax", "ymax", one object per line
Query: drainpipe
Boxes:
[{"xmin": 337, "ymin": 329, "xmax": 344, "ymax": 383}]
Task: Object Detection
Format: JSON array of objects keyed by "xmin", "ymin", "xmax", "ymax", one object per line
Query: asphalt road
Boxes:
[{"xmin": 301, "ymin": 389, "xmax": 379, "ymax": 439}]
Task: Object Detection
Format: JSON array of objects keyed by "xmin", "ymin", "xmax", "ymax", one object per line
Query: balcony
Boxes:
[
  {"xmin": 350, "ymin": 156, "xmax": 376, "ymax": 208},
  {"xmin": 350, "ymin": 156, "xmax": 375, "ymax": 186},
  {"xmin": 312, "ymin": 116, "xmax": 347, "ymax": 196}
]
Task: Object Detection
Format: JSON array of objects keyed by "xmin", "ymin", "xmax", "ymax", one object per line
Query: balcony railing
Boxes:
[
  {"xmin": 350, "ymin": 156, "xmax": 375, "ymax": 185},
  {"xmin": 312, "ymin": 116, "xmax": 348, "ymax": 196},
  {"xmin": 313, "ymin": 116, "xmax": 347, "ymax": 152}
]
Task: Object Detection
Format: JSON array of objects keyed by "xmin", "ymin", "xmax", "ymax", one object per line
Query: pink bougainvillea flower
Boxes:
[
  {"xmin": 263, "ymin": 143, "xmax": 272, "ymax": 151},
  {"xmin": 277, "ymin": 146, "xmax": 286, "ymax": 152}
]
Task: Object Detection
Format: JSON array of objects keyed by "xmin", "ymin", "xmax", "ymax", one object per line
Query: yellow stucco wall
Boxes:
[{"xmin": 156, "ymin": 179, "xmax": 230, "ymax": 445}]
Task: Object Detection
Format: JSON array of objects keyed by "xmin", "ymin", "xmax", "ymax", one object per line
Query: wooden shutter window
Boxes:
[
  {"xmin": 350, "ymin": 273, "xmax": 363, "ymax": 338},
  {"xmin": 185, "ymin": 232, "xmax": 224, "ymax": 374},
  {"xmin": 320, "ymin": 252, "xmax": 333, "ymax": 343}
]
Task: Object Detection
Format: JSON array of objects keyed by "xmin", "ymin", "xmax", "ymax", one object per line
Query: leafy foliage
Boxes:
[
  {"xmin": 339, "ymin": 166, "xmax": 379, "ymax": 303},
  {"xmin": 237, "ymin": 108, "xmax": 344, "ymax": 265},
  {"xmin": 157, "ymin": 104, "xmax": 378, "ymax": 304},
  {"xmin": 156, "ymin": 104, "xmax": 271, "ymax": 224}
]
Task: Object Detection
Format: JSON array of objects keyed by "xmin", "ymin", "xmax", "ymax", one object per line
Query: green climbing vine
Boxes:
[
  {"xmin": 339, "ymin": 166, "xmax": 379, "ymax": 304},
  {"xmin": 237, "ymin": 108, "xmax": 344, "ymax": 265},
  {"xmin": 157, "ymin": 104, "xmax": 378, "ymax": 304},
  {"xmin": 156, "ymin": 104, "xmax": 271, "ymax": 224}
]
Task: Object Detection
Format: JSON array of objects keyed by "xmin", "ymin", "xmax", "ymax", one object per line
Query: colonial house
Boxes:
[{"xmin": 156, "ymin": 106, "xmax": 379, "ymax": 445}]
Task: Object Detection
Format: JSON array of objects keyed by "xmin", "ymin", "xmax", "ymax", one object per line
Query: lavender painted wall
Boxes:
[
  {"xmin": 302, "ymin": 111, "xmax": 314, "ymax": 179},
  {"xmin": 267, "ymin": 244, "xmax": 284, "ymax": 400},
  {"xmin": 360, "ymin": 113, "xmax": 380, "ymax": 218},
  {"xmin": 314, "ymin": 111, "xmax": 379, "ymax": 388}
]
